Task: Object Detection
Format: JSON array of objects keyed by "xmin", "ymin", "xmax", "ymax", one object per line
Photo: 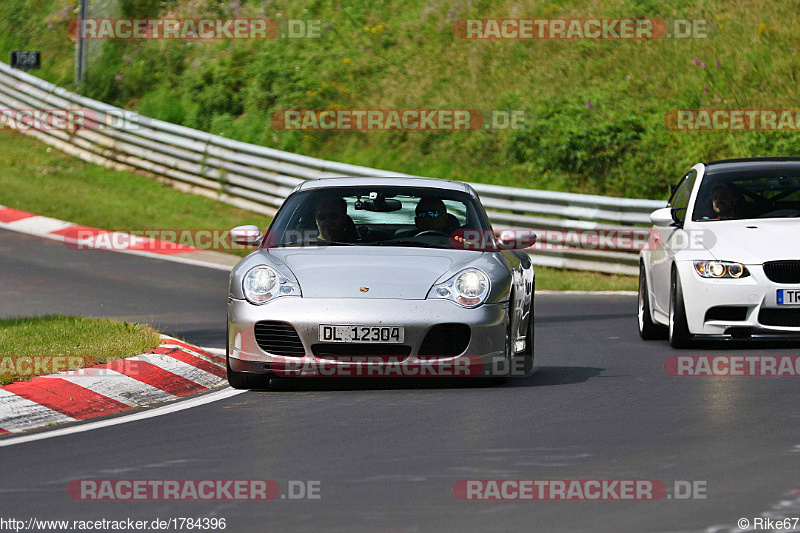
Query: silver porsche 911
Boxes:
[{"xmin": 225, "ymin": 177, "xmax": 535, "ymax": 388}]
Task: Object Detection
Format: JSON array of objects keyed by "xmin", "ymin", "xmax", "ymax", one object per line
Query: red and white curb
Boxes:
[
  {"xmin": 0, "ymin": 336, "xmax": 228, "ymax": 434},
  {"xmin": 0, "ymin": 205, "xmax": 233, "ymax": 270}
]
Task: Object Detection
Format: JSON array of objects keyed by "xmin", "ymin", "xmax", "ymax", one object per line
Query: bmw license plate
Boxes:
[
  {"xmin": 777, "ymin": 289, "xmax": 800, "ymax": 305},
  {"xmin": 319, "ymin": 325, "xmax": 404, "ymax": 343}
]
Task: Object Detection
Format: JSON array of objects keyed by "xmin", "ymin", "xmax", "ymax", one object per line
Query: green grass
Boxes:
[
  {"xmin": 3, "ymin": 0, "xmax": 799, "ymax": 199},
  {"xmin": 0, "ymin": 129, "xmax": 636, "ymax": 289},
  {"xmin": 0, "ymin": 129, "xmax": 272, "ymax": 236},
  {"xmin": 535, "ymin": 266, "xmax": 636, "ymax": 292},
  {"xmin": 0, "ymin": 315, "xmax": 162, "ymax": 385}
]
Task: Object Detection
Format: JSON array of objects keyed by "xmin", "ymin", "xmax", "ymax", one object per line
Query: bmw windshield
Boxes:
[{"xmin": 693, "ymin": 170, "xmax": 800, "ymax": 221}]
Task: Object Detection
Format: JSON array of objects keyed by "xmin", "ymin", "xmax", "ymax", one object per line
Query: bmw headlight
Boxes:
[
  {"xmin": 693, "ymin": 260, "xmax": 749, "ymax": 279},
  {"xmin": 428, "ymin": 268, "xmax": 491, "ymax": 307},
  {"xmin": 243, "ymin": 266, "xmax": 300, "ymax": 304}
]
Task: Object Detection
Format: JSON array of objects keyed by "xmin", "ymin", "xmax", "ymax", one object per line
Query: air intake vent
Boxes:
[
  {"xmin": 763, "ymin": 261, "xmax": 800, "ymax": 283},
  {"xmin": 758, "ymin": 308, "xmax": 800, "ymax": 327},
  {"xmin": 418, "ymin": 324, "xmax": 471, "ymax": 357},
  {"xmin": 311, "ymin": 344, "xmax": 411, "ymax": 359},
  {"xmin": 705, "ymin": 306, "xmax": 748, "ymax": 322},
  {"xmin": 254, "ymin": 321, "xmax": 305, "ymax": 356}
]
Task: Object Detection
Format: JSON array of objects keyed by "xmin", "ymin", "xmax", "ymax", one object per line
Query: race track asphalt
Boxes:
[{"xmin": 1, "ymin": 228, "xmax": 798, "ymax": 533}]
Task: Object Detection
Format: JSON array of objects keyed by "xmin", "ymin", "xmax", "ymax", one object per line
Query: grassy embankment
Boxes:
[
  {"xmin": 0, "ymin": 315, "xmax": 161, "ymax": 385},
  {"xmin": 1, "ymin": 0, "xmax": 797, "ymax": 198}
]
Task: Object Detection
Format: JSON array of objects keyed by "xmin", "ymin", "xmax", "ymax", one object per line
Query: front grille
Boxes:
[
  {"xmin": 418, "ymin": 324, "xmax": 471, "ymax": 357},
  {"xmin": 254, "ymin": 321, "xmax": 305, "ymax": 356},
  {"xmin": 311, "ymin": 344, "xmax": 412, "ymax": 359},
  {"xmin": 758, "ymin": 308, "xmax": 800, "ymax": 327},
  {"xmin": 705, "ymin": 306, "xmax": 748, "ymax": 322},
  {"xmin": 763, "ymin": 260, "xmax": 800, "ymax": 283}
]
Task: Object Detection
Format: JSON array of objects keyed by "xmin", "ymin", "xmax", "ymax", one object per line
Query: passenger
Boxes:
[{"xmin": 414, "ymin": 197, "xmax": 450, "ymax": 234}]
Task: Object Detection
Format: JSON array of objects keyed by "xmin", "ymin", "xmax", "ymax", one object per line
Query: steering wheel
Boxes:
[{"xmin": 413, "ymin": 230, "xmax": 450, "ymax": 237}]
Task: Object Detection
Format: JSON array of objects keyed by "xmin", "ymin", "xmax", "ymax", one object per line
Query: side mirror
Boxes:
[
  {"xmin": 649, "ymin": 208, "xmax": 675, "ymax": 227},
  {"xmin": 497, "ymin": 229, "xmax": 537, "ymax": 250},
  {"xmin": 229, "ymin": 225, "xmax": 261, "ymax": 245}
]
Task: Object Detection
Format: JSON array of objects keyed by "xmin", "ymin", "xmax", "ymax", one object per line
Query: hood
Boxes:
[
  {"xmin": 689, "ymin": 219, "xmax": 800, "ymax": 264},
  {"xmin": 268, "ymin": 246, "xmax": 482, "ymax": 299}
]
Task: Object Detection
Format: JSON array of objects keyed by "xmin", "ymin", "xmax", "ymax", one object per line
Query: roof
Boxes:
[
  {"xmin": 703, "ymin": 158, "xmax": 800, "ymax": 175},
  {"xmin": 296, "ymin": 176, "xmax": 471, "ymax": 194}
]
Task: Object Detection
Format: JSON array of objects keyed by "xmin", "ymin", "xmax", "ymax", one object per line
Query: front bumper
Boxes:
[
  {"xmin": 227, "ymin": 297, "xmax": 509, "ymax": 376},
  {"xmin": 677, "ymin": 261, "xmax": 800, "ymax": 339}
]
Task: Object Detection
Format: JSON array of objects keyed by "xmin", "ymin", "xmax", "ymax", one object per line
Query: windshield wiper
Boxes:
[
  {"xmin": 369, "ymin": 240, "xmax": 449, "ymax": 249},
  {"xmin": 272, "ymin": 240, "xmax": 355, "ymax": 247}
]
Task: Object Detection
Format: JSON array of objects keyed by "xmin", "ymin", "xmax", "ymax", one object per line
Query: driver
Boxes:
[
  {"xmin": 315, "ymin": 196, "xmax": 355, "ymax": 242},
  {"xmin": 414, "ymin": 197, "xmax": 449, "ymax": 234},
  {"xmin": 710, "ymin": 183, "xmax": 739, "ymax": 219}
]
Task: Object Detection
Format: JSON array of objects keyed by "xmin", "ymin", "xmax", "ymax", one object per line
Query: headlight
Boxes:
[
  {"xmin": 693, "ymin": 260, "xmax": 749, "ymax": 279},
  {"xmin": 242, "ymin": 266, "xmax": 301, "ymax": 304},
  {"xmin": 428, "ymin": 268, "xmax": 491, "ymax": 307}
]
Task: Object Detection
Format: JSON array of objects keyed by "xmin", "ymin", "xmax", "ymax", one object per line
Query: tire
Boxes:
[
  {"xmin": 523, "ymin": 289, "xmax": 535, "ymax": 374},
  {"xmin": 638, "ymin": 263, "xmax": 667, "ymax": 340},
  {"xmin": 488, "ymin": 292, "xmax": 515, "ymax": 384},
  {"xmin": 494, "ymin": 318, "xmax": 514, "ymax": 385},
  {"xmin": 226, "ymin": 325, "xmax": 271, "ymax": 390},
  {"xmin": 669, "ymin": 268, "xmax": 692, "ymax": 348},
  {"xmin": 226, "ymin": 357, "xmax": 271, "ymax": 390}
]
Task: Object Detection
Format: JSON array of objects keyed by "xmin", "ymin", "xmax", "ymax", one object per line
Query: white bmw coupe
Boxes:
[{"xmin": 639, "ymin": 158, "xmax": 800, "ymax": 347}]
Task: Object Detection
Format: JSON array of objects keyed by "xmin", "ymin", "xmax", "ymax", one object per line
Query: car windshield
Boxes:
[
  {"xmin": 264, "ymin": 185, "xmax": 493, "ymax": 249},
  {"xmin": 692, "ymin": 171, "xmax": 800, "ymax": 221}
]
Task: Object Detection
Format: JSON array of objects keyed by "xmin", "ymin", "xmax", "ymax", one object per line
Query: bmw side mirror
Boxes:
[{"xmin": 649, "ymin": 208, "xmax": 675, "ymax": 227}]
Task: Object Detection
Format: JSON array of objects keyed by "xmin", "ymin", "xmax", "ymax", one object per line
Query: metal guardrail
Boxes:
[{"xmin": 0, "ymin": 62, "xmax": 665, "ymax": 275}]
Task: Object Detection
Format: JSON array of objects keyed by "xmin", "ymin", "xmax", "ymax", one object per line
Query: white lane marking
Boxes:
[
  {"xmin": 126, "ymin": 354, "xmax": 224, "ymax": 388},
  {"xmin": 0, "ymin": 390, "xmax": 76, "ymax": 433},
  {"xmin": 0, "ymin": 388, "xmax": 246, "ymax": 447},
  {"xmin": 160, "ymin": 344, "xmax": 225, "ymax": 367},
  {"xmin": 4, "ymin": 215, "xmax": 73, "ymax": 235},
  {"xmin": 50, "ymin": 369, "xmax": 178, "ymax": 407}
]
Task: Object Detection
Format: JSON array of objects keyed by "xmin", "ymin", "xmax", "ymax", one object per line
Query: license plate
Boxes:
[
  {"xmin": 777, "ymin": 289, "xmax": 800, "ymax": 305},
  {"xmin": 319, "ymin": 325, "xmax": 404, "ymax": 343}
]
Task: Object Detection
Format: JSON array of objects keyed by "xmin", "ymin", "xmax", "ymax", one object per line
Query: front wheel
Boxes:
[
  {"xmin": 226, "ymin": 357, "xmax": 271, "ymax": 390},
  {"xmin": 226, "ymin": 324, "xmax": 271, "ymax": 389},
  {"xmin": 669, "ymin": 269, "xmax": 692, "ymax": 348},
  {"xmin": 523, "ymin": 292, "xmax": 535, "ymax": 374}
]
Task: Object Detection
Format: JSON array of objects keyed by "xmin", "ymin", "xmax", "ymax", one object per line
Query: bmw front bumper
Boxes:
[{"xmin": 677, "ymin": 261, "xmax": 800, "ymax": 340}]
